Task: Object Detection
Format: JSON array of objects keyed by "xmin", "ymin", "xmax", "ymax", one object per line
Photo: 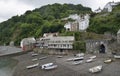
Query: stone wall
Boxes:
[
  {"xmin": 86, "ymin": 39, "xmax": 111, "ymax": 54},
  {"xmin": 117, "ymin": 33, "xmax": 120, "ymax": 44},
  {"xmin": 34, "ymin": 48, "xmax": 72, "ymax": 55}
]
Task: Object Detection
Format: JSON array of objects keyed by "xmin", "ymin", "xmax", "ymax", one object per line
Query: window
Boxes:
[{"xmin": 63, "ymin": 44, "xmax": 66, "ymax": 47}]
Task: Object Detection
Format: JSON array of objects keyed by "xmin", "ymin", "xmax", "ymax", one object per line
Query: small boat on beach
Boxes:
[
  {"xmin": 104, "ymin": 59, "xmax": 112, "ymax": 63},
  {"xmin": 32, "ymin": 53, "xmax": 38, "ymax": 57},
  {"xmin": 57, "ymin": 56, "xmax": 63, "ymax": 58},
  {"xmin": 39, "ymin": 56, "xmax": 47, "ymax": 60},
  {"xmin": 67, "ymin": 57, "xmax": 84, "ymax": 61},
  {"xmin": 66, "ymin": 58, "xmax": 74, "ymax": 61},
  {"xmin": 32, "ymin": 58, "xmax": 38, "ymax": 61},
  {"xmin": 72, "ymin": 61, "xmax": 83, "ymax": 65},
  {"xmin": 41, "ymin": 63, "xmax": 57, "ymax": 70},
  {"xmin": 114, "ymin": 55, "xmax": 120, "ymax": 59},
  {"xmin": 26, "ymin": 63, "xmax": 39, "ymax": 69},
  {"xmin": 44, "ymin": 65, "xmax": 58, "ymax": 70},
  {"xmin": 86, "ymin": 58, "xmax": 93, "ymax": 63},
  {"xmin": 73, "ymin": 57, "xmax": 84, "ymax": 61},
  {"xmin": 89, "ymin": 56, "xmax": 96, "ymax": 59},
  {"xmin": 89, "ymin": 65, "xmax": 102, "ymax": 73}
]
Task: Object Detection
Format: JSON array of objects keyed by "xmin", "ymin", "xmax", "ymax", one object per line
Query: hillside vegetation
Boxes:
[
  {"xmin": 87, "ymin": 4, "xmax": 120, "ymax": 34},
  {"xmin": 0, "ymin": 3, "xmax": 91, "ymax": 45},
  {"xmin": 1, "ymin": 3, "xmax": 120, "ymax": 46}
]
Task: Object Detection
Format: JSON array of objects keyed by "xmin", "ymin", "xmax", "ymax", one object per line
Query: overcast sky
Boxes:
[{"xmin": 0, "ymin": 0, "xmax": 120, "ymax": 23}]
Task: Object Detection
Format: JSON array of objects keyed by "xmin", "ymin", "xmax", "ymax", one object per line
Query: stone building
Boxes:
[{"xmin": 70, "ymin": 21, "xmax": 79, "ymax": 31}]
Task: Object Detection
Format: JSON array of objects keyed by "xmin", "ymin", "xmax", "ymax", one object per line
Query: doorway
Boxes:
[{"xmin": 99, "ymin": 44, "xmax": 105, "ymax": 53}]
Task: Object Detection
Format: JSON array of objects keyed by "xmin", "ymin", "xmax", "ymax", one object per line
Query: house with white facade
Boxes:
[
  {"xmin": 79, "ymin": 14, "xmax": 90, "ymax": 30},
  {"xmin": 48, "ymin": 36, "xmax": 74, "ymax": 50},
  {"xmin": 103, "ymin": 1, "xmax": 119, "ymax": 12},
  {"xmin": 36, "ymin": 33, "xmax": 59, "ymax": 48},
  {"xmin": 94, "ymin": 7, "xmax": 102, "ymax": 13},
  {"xmin": 20, "ymin": 37, "xmax": 36, "ymax": 51},
  {"xmin": 37, "ymin": 32, "xmax": 74, "ymax": 50},
  {"xmin": 64, "ymin": 14, "xmax": 90, "ymax": 31},
  {"xmin": 36, "ymin": 35, "xmax": 74, "ymax": 54}
]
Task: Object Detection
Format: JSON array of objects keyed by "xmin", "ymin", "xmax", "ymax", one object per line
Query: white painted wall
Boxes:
[{"xmin": 64, "ymin": 14, "xmax": 90, "ymax": 31}]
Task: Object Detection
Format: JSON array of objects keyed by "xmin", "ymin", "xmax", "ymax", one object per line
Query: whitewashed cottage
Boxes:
[
  {"xmin": 20, "ymin": 37, "xmax": 36, "ymax": 51},
  {"xmin": 64, "ymin": 14, "xmax": 90, "ymax": 31},
  {"xmin": 94, "ymin": 7, "xmax": 102, "ymax": 13},
  {"xmin": 103, "ymin": 1, "xmax": 119, "ymax": 12}
]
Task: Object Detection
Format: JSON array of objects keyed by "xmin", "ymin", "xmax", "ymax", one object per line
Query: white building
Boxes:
[
  {"xmin": 103, "ymin": 1, "xmax": 119, "ymax": 12},
  {"xmin": 64, "ymin": 22, "xmax": 71, "ymax": 31},
  {"xmin": 20, "ymin": 37, "xmax": 36, "ymax": 51},
  {"xmin": 38, "ymin": 36, "xmax": 74, "ymax": 50},
  {"xmin": 48, "ymin": 36, "xmax": 74, "ymax": 49},
  {"xmin": 79, "ymin": 14, "xmax": 90, "ymax": 30},
  {"xmin": 94, "ymin": 7, "xmax": 102, "ymax": 13},
  {"xmin": 64, "ymin": 14, "xmax": 90, "ymax": 31}
]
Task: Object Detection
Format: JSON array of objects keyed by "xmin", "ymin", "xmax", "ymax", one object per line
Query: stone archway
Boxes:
[{"xmin": 99, "ymin": 44, "xmax": 106, "ymax": 53}]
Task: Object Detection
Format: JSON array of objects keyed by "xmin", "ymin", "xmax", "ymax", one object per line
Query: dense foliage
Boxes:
[
  {"xmin": 0, "ymin": 3, "xmax": 91, "ymax": 45},
  {"xmin": 87, "ymin": 4, "xmax": 120, "ymax": 34}
]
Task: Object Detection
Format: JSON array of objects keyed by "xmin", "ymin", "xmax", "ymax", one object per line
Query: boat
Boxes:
[
  {"xmin": 89, "ymin": 65, "xmax": 102, "ymax": 73},
  {"xmin": 114, "ymin": 55, "xmax": 120, "ymax": 59},
  {"xmin": 67, "ymin": 57, "xmax": 84, "ymax": 61},
  {"xmin": 75, "ymin": 53, "xmax": 84, "ymax": 57},
  {"xmin": 26, "ymin": 63, "xmax": 39, "ymax": 69},
  {"xmin": 66, "ymin": 58, "xmax": 74, "ymax": 61},
  {"xmin": 89, "ymin": 56, "xmax": 96, "ymax": 59},
  {"xmin": 72, "ymin": 61, "xmax": 83, "ymax": 65},
  {"xmin": 32, "ymin": 53, "xmax": 38, "ymax": 57},
  {"xmin": 57, "ymin": 56, "xmax": 63, "ymax": 58},
  {"xmin": 41, "ymin": 63, "xmax": 57, "ymax": 70},
  {"xmin": 44, "ymin": 65, "xmax": 58, "ymax": 70},
  {"xmin": 104, "ymin": 59, "xmax": 112, "ymax": 63},
  {"xmin": 39, "ymin": 56, "xmax": 47, "ymax": 60},
  {"xmin": 32, "ymin": 58, "xmax": 38, "ymax": 61},
  {"xmin": 86, "ymin": 58, "xmax": 93, "ymax": 63},
  {"xmin": 41, "ymin": 63, "xmax": 53, "ymax": 69},
  {"xmin": 73, "ymin": 57, "xmax": 84, "ymax": 61}
]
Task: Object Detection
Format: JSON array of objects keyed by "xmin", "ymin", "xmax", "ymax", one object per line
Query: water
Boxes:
[{"xmin": 0, "ymin": 57, "xmax": 18, "ymax": 76}]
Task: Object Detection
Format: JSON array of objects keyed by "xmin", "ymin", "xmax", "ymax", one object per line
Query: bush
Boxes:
[{"xmin": 73, "ymin": 41, "xmax": 86, "ymax": 53}]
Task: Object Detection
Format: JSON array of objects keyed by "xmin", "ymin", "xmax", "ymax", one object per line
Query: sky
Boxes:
[{"xmin": 0, "ymin": 0, "xmax": 120, "ymax": 23}]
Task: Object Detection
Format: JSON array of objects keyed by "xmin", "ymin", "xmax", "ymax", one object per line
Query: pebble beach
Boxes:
[{"xmin": 12, "ymin": 52, "xmax": 120, "ymax": 76}]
